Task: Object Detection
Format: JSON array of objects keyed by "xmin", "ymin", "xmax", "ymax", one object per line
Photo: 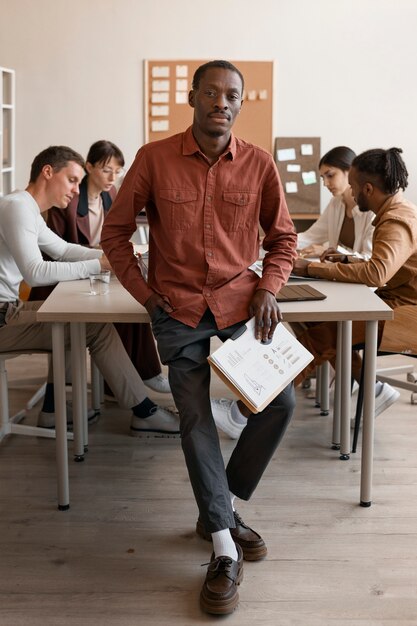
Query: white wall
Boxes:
[{"xmin": 1, "ymin": 0, "xmax": 417, "ymax": 208}]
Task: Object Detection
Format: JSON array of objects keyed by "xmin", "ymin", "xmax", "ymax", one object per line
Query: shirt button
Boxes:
[
  {"xmin": 205, "ymin": 223, "xmax": 211, "ymax": 229},
  {"xmin": 207, "ymin": 251, "xmax": 213, "ymax": 257},
  {"xmin": 207, "ymin": 195, "xmax": 212, "ymax": 201}
]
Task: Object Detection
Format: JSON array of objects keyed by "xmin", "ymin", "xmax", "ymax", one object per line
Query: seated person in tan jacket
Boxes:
[{"xmin": 293, "ymin": 147, "xmax": 417, "ymax": 417}]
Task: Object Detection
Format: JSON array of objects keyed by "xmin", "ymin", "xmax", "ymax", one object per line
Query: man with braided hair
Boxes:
[{"xmin": 293, "ymin": 147, "xmax": 417, "ymax": 415}]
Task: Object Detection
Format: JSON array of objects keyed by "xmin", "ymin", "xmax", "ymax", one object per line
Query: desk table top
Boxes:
[{"xmin": 36, "ymin": 277, "xmax": 393, "ymax": 324}]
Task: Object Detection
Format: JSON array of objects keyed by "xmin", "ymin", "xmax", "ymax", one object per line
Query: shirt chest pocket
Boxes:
[
  {"xmin": 220, "ymin": 191, "xmax": 258, "ymax": 232},
  {"xmin": 159, "ymin": 189, "xmax": 198, "ymax": 231}
]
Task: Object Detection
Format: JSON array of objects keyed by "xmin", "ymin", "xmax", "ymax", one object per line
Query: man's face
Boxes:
[
  {"xmin": 189, "ymin": 67, "xmax": 243, "ymax": 138},
  {"xmin": 348, "ymin": 167, "xmax": 370, "ymax": 212},
  {"xmin": 46, "ymin": 162, "xmax": 84, "ymax": 209}
]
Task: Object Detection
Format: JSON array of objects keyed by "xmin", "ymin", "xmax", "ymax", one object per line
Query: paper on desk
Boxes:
[{"xmin": 208, "ymin": 318, "xmax": 313, "ymax": 412}]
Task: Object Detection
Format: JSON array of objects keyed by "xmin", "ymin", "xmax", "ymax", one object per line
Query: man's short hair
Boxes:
[
  {"xmin": 29, "ymin": 146, "xmax": 85, "ymax": 183},
  {"xmin": 192, "ymin": 60, "xmax": 244, "ymax": 93}
]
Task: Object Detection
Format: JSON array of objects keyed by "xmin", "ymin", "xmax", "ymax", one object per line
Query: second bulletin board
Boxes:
[
  {"xmin": 144, "ymin": 60, "xmax": 274, "ymax": 152},
  {"xmin": 274, "ymin": 137, "xmax": 321, "ymax": 217}
]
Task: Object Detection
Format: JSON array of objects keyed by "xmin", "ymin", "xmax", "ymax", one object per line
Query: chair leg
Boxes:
[
  {"xmin": 319, "ymin": 361, "xmax": 330, "ymax": 416},
  {"xmin": 352, "ymin": 349, "xmax": 366, "ymax": 454}
]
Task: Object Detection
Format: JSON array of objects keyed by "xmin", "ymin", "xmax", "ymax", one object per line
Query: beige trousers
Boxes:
[{"xmin": 0, "ymin": 301, "xmax": 148, "ymax": 409}]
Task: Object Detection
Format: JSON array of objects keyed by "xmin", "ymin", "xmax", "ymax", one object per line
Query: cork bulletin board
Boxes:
[
  {"xmin": 144, "ymin": 60, "xmax": 274, "ymax": 152},
  {"xmin": 274, "ymin": 137, "xmax": 321, "ymax": 217}
]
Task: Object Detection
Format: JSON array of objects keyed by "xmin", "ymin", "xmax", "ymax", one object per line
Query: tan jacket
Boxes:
[{"xmin": 308, "ymin": 192, "xmax": 417, "ymax": 308}]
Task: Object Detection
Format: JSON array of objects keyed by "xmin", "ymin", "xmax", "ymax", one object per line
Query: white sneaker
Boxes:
[
  {"xmin": 143, "ymin": 374, "xmax": 171, "ymax": 393},
  {"xmin": 351, "ymin": 382, "xmax": 400, "ymax": 427},
  {"xmin": 210, "ymin": 398, "xmax": 245, "ymax": 440},
  {"xmin": 38, "ymin": 404, "xmax": 99, "ymax": 429},
  {"xmin": 130, "ymin": 406, "xmax": 180, "ymax": 437},
  {"xmin": 374, "ymin": 382, "xmax": 400, "ymax": 417}
]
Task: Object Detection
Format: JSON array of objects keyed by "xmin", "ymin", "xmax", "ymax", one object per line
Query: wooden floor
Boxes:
[{"xmin": 1, "ymin": 351, "xmax": 417, "ymax": 625}]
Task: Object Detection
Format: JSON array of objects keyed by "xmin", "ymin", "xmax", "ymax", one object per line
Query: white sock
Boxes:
[
  {"xmin": 231, "ymin": 401, "xmax": 248, "ymax": 425},
  {"xmin": 212, "ymin": 529, "xmax": 238, "ymax": 560},
  {"xmin": 230, "ymin": 492, "xmax": 236, "ymax": 511}
]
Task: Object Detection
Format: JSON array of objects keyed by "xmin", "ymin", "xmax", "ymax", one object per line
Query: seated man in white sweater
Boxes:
[{"xmin": 0, "ymin": 145, "xmax": 179, "ymax": 436}]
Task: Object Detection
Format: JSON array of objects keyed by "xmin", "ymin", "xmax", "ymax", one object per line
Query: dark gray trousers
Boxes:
[{"xmin": 151, "ymin": 308, "xmax": 295, "ymax": 533}]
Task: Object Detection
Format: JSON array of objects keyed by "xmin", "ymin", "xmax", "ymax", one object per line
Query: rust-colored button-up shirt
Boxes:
[{"xmin": 101, "ymin": 127, "xmax": 297, "ymax": 329}]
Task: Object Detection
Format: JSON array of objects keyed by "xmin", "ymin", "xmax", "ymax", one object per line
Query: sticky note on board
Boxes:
[
  {"xmin": 277, "ymin": 148, "xmax": 296, "ymax": 161},
  {"xmin": 175, "ymin": 91, "xmax": 188, "ymax": 104},
  {"xmin": 287, "ymin": 164, "xmax": 301, "ymax": 172},
  {"xmin": 151, "ymin": 120, "xmax": 169, "ymax": 132},
  {"xmin": 176, "ymin": 79, "xmax": 188, "ymax": 91},
  {"xmin": 176, "ymin": 65, "xmax": 188, "ymax": 78},
  {"xmin": 302, "ymin": 171, "xmax": 317, "ymax": 185},
  {"xmin": 285, "ymin": 182, "xmax": 298, "ymax": 193},
  {"xmin": 301, "ymin": 144, "xmax": 313, "ymax": 156},
  {"xmin": 151, "ymin": 105, "xmax": 169, "ymax": 117},
  {"xmin": 152, "ymin": 80, "xmax": 170, "ymax": 92},
  {"xmin": 151, "ymin": 92, "xmax": 169, "ymax": 103},
  {"xmin": 151, "ymin": 66, "xmax": 170, "ymax": 78}
]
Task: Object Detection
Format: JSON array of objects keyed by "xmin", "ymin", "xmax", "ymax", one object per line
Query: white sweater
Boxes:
[
  {"xmin": 297, "ymin": 195, "xmax": 374, "ymax": 258},
  {"xmin": 0, "ymin": 190, "xmax": 102, "ymax": 302}
]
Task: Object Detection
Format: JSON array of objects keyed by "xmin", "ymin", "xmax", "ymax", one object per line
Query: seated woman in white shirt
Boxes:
[{"xmin": 297, "ymin": 146, "xmax": 374, "ymax": 261}]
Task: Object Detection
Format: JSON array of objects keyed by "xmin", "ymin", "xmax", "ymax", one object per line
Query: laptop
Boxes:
[{"xmin": 276, "ymin": 284, "xmax": 327, "ymax": 302}]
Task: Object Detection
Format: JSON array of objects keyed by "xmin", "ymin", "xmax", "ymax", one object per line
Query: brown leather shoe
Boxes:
[
  {"xmin": 200, "ymin": 544, "xmax": 244, "ymax": 615},
  {"xmin": 196, "ymin": 510, "xmax": 267, "ymax": 561}
]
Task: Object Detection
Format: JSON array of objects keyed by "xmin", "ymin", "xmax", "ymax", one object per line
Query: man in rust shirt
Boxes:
[{"xmin": 101, "ymin": 60, "xmax": 297, "ymax": 615}]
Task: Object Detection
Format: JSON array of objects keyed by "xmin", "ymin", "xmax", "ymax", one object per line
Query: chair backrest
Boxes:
[{"xmin": 379, "ymin": 305, "xmax": 417, "ymax": 355}]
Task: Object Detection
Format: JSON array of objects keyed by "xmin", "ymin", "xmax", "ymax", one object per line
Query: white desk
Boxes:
[{"xmin": 37, "ymin": 278, "xmax": 392, "ymax": 510}]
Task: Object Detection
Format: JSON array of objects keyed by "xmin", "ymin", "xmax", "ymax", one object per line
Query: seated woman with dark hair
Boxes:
[{"xmin": 297, "ymin": 146, "xmax": 374, "ymax": 261}]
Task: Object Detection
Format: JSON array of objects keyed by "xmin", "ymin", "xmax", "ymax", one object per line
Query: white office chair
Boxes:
[
  {"xmin": 352, "ymin": 304, "xmax": 417, "ymax": 452},
  {"xmin": 0, "ymin": 350, "xmax": 74, "ymax": 443}
]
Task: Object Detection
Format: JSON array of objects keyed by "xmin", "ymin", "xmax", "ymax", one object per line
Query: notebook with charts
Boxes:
[
  {"xmin": 276, "ymin": 284, "xmax": 326, "ymax": 302},
  {"xmin": 208, "ymin": 317, "xmax": 313, "ymax": 413}
]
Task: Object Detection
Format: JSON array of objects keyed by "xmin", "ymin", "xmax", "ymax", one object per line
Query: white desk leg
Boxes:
[
  {"xmin": 360, "ymin": 320, "xmax": 377, "ymax": 506},
  {"xmin": 79, "ymin": 323, "xmax": 88, "ymax": 451},
  {"xmin": 332, "ymin": 322, "xmax": 342, "ymax": 449},
  {"xmin": 339, "ymin": 320, "xmax": 352, "ymax": 460},
  {"xmin": 70, "ymin": 322, "xmax": 85, "ymax": 461},
  {"xmin": 52, "ymin": 322, "xmax": 69, "ymax": 510}
]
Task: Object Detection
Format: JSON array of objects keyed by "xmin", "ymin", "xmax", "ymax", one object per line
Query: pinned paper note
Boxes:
[
  {"xmin": 301, "ymin": 144, "xmax": 313, "ymax": 156},
  {"xmin": 302, "ymin": 171, "xmax": 317, "ymax": 185},
  {"xmin": 176, "ymin": 79, "xmax": 188, "ymax": 91},
  {"xmin": 175, "ymin": 91, "xmax": 188, "ymax": 104},
  {"xmin": 286, "ymin": 182, "xmax": 298, "ymax": 193},
  {"xmin": 151, "ymin": 105, "xmax": 169, "ymax": 117},
  {"xmin": 152, "ymin": 80, "xmax": 170, "ymax": 92},
  {"xmin": 259, "ymin": 89, "xmax": 268, "ymax": 100},
  {"xmin": 152, "ymin": 66, "xmax": 170, "ymax": 78},
  {"xmin": 277, "ymin": 148, "xmax": 296, "ymax": 162},
  {"xmin": 151, "ymin": 120, "xmax": 169, "ymax": 132},
  {"xmin": 151, "ymin": 92, "xmax": 169, "ymax": 104},
  {"xmin": 176, "ymin": 65, "xmax": 188, "ymax": 78},
  {"xmin": 287, "ymin": 164, "xmax": 301, "ymax": 172},
  {"xmin": 247, "ymin": 90, "xmax": 257, "ymax": 101}
]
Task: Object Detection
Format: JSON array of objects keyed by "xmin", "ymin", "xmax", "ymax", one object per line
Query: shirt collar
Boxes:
[
  {"xmin": 372, "ymin": 191, "xmax": 404, "ymax": 228},
  {"xmin": 182, "ymin": 125, "xmax": 236, "ymax": 160}
]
